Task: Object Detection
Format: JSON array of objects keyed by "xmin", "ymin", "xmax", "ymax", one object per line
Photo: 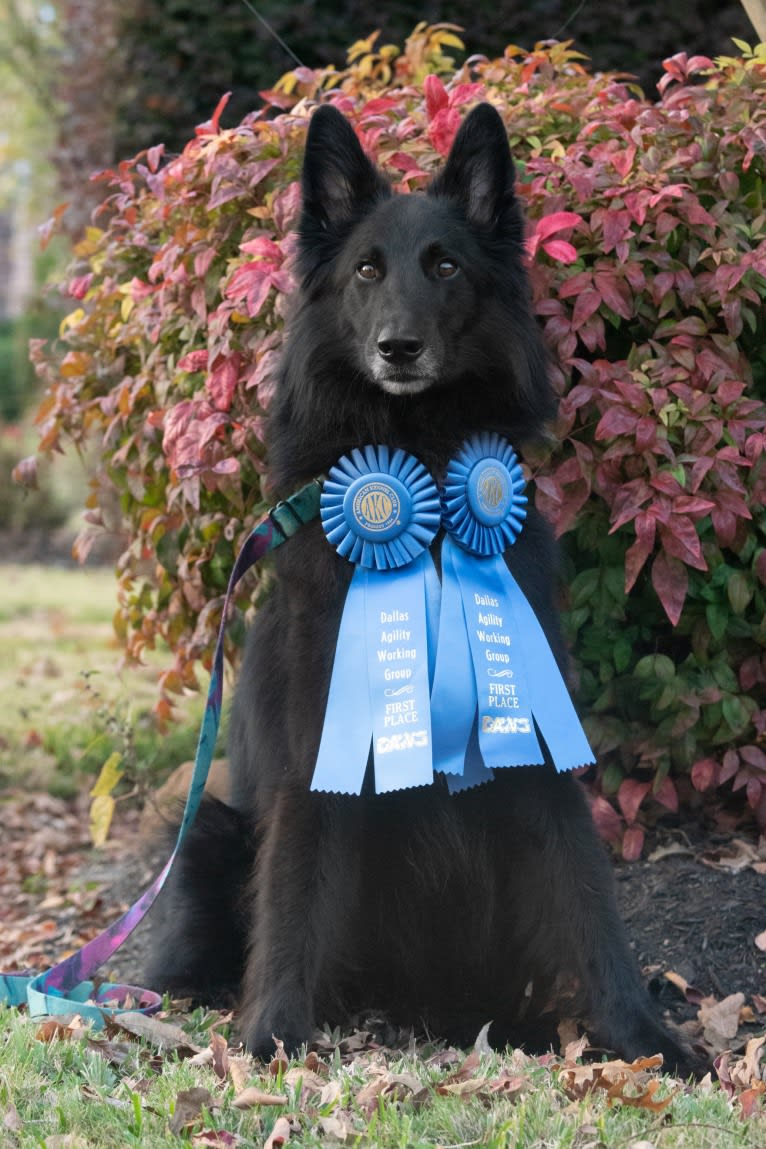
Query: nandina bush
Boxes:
[{"xmin": 27, "ymin": 28, "xmax": 766, "ymax": 852}]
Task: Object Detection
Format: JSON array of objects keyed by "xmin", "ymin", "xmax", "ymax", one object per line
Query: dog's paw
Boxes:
[{"xmin": 238, "ymin": 996, "xmax": 314, "ymax": 1061}]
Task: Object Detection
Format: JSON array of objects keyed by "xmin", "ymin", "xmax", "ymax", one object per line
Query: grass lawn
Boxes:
[
  {"xmin": 0, "ymin": 563, "xmax": 205, "ymax": 797},
  {"xmin": 3, "ymin": 1005, "xmax": 766, "ymax": 1149}
]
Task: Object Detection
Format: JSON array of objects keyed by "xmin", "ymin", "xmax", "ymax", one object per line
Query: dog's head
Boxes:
[{"xmin": 295, "ymin": 101, "xmax": 555, "ymax": 434}]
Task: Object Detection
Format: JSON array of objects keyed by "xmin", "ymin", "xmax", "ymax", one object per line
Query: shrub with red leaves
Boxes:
[{"xmin": 28, "ymin": 29, "xmax": 766, "ymax": 850}]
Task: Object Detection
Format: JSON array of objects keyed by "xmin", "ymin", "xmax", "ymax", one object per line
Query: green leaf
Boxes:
[
  {"xmin": 569, "ymin": 569, "xmax": 600, "ymax": 608},
  {"xmin": 705, "ymin": 602, "xmax": 728, "ymax": 642},
  {"xmin": 721, "ymin": 695, "xmax": 751, "ymax": 736},
  {"xmin": 613, "ymin": 636, "xmax": 633, "ymax": 673},
  {"xmin": 726, "ymin": 570, "xmax": 752, "ymax": 614},
  {"xmin": 634, "ymin": 654, "xmax": 676, "ymax": 682},
  {"xmin": 601, "ymin": 761, "xmax": 624, "ymax": 795}
]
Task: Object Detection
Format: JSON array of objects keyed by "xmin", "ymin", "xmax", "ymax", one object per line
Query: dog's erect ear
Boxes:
[
  {"xmin": 429, "ymin": 103, "xmax": 516, "ymax": 229},
  {"xmin": 302, "ymin": 105, "xmax": 390, "ymax": 227}
]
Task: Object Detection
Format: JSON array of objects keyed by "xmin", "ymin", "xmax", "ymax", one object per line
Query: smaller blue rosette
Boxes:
[
  {"xmin": 312, "ymin": 445, "xmax": 442, "ymax": 795},
  {"xmin": 432, "ymin": 432, "xmax": 594, "ymax": 785}
]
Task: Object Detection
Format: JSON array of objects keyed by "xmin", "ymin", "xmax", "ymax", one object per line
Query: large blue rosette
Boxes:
[
  {"xmin": 312, "ymin": 446, "xmax": 442, "ymax": 794},
  {"xmin": 431, "ymin": 431, "xmax": 594, "ymax": 786}
]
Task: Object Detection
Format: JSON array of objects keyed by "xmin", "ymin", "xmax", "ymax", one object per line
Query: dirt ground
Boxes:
[{"xmin": 2, "ymin": 789, "xmax": 765, "ymax": 1059}]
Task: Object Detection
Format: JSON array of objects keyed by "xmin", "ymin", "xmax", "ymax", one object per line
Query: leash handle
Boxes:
[{"xmin": 1, "ymin": 481, "xmax": 322, "ymax": 1026}]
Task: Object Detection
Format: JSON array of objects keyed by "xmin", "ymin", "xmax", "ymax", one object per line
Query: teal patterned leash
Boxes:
[{"xmin": 0, "ymin": 480, "xmax": 322, "ymax": 1026}]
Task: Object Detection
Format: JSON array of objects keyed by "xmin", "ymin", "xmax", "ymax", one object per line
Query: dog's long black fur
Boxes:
[{"xmin": 147, "ymin": 104, "xmax": 693, "ymax": 1072}]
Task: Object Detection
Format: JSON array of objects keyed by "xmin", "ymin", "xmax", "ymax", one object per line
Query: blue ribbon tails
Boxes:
[
  {"xmin": 311, "ymin": 446, "xmax": 441, "ymax": 794},
  {"xmin": 431, "ymin": 432, "xmax": 594, "ymax": 778}
]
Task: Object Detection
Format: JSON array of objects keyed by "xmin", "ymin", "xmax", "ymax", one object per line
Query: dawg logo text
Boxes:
[
  {"xmin": 481, "ymin": 715, "xmax": 532, "ymax": 735},
  {"xmin": 375, "ymin": 729, "xmax": 429, "ymax": 754}
]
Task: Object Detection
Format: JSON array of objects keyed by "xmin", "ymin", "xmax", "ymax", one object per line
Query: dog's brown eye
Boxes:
[
  {"xmin": 437, "ymin": 259, "xmax": 458, "ymax": 278},
  {"xmin": 357, "ymin": 262, "xmax": 378, "ymax": 280}
]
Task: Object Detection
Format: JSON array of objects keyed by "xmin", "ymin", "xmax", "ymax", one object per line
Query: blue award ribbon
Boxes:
[
  {"xmin": 311, "ymin": 446, "xmax": 441, "ymax": 794},
  {"xmin": 431, "ymin": 431, "xmax": 594, "ymax": 781}
]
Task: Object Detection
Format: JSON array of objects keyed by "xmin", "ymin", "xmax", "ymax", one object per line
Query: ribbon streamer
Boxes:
[
  {"xmin": 431, "ymin": 432, "xmax": 594, "ymax": 781},
  {"xmin": 311, "ymin": 446, "xmax": 441, "ymax": 794}
]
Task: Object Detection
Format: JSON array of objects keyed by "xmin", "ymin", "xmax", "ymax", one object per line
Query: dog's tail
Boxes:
[{"xmin": 144, "ymin": 796, "xmax": 255, "ymax": 1005}]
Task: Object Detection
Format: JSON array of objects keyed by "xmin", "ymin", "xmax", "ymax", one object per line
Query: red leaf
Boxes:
[
  {"xmin": 610, "ymin": 146, "xmax": 636, "ymax": 179},
  {"xmin": 740, "ymin": 746, "xmax": 766, "ymax": 773},
  {"xmin": 720, "ymin": 749, "xmax": 740, "ymax": 785},
  {"xmin": 595, "ymin": 407, "xmax": 637, "ymax": 439},
  {"xmin": 571, "ymin": 289, "xmax": 601, "ymax": 329},
  {"xmin": 622, "ymin": 825, "xmax": 645, "ymax": 861},
  {"xmin": 541, "ymin": 239, "xmax": 578, "ymax": 264},
  {"xmin": 178, "ymin": 350, "xmax": 209, "ymax": 373},
  {"xmin": 594, "ymin": 271, "xmax": 633, "ymax": 319},
  {"xmin": 651, "ymin": 551, "xmax": 688, "ymax": 626},
  {"xmin": 424, "ymin": 74, "xmax": 449, "ymax": 119},
  {"xmin": 691, "ymin": 758, "xmax": 720, "ymax": 791},
  {"xmin": 196, "ymin": 91, "xmax": 231, "ymax": 136},
  {"xmin": 590, "ymin": 796, "xmax": 623, "ymax": 843},
  {"xmin": 428, "ymin": 107, "xmax": 461, "ymax": 156},
  {"xmin": 747, "ymin": 778, "xmax": 763, "ymax": 809},
  {"xmin": 207, "ymin": 353, "xmax": 242, "ymax": 411},
  {"xmin": 658, "ymin": 519, "xmax": 707, "ymax": 571},
  {"xmin": 617, "ymin": 778, "xmax": 651, "ymax": 824},
  {"xmin": 533, "ymin": 211, "xmax": 583, "ymax": 242}
]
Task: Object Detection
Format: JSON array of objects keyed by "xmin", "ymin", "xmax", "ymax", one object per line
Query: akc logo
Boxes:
[
  {"xmin": 353, "ymin": 481, "xmax": 400, "ymax": 533},
  {"xmin": 476, "ymin": 466, "xmax": 508, "ymax": 513}
]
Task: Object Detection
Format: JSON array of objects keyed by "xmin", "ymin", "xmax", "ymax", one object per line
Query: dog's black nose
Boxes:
[{"xmin": 377, "ymin": 332, "xmax": 424, "ymax": 362}]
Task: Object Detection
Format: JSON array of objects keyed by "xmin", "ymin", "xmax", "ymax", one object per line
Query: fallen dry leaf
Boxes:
[
  {"xmin": 355, "ymin": 1068, "xmax": 423, "ymax": 1116},
  {"xmin": 664, "ymin": 970, "xmax": 705, "ymax": 1005},
  {"xmin": 169, "ymin": 1087, "xmax": 218, "ymax": 1136},
  {"xmin": 701, "ymin": 839, "xmax": 761, "ymax": 873},
  {"xmin": 303, "ymin": 1050, "xmax": 328, "ymax": 1076},
  {"xmin": 318, "ymin": 1113, "xmax": 355, "ymax": 1141},
  {"xmin": 557, "ymin": 1054, "xmax": 674, "ymax": 1111},
  {"xmin": 487, "ymin": 1071, "xmax": 529, "ymax": 1100},
  {"xmin": 268, "ymin": 1037, "xmax": 289, "ymax": 1076},
  {"xmin": 647, "ymin": 841, "xmax": 693, "ymax": 862},
  {"xmin": 563, "ymin": 1035, "xmax": 590, "ymax": 1065},
  {"xmin": 35, "ymin": 1016, "xmax": 90, "ymax": 1043},
  {"xmin": 319, "ymin": 1079, "xmax": 343, "ymax": 1107},
  {"xmin": 106, "ymin": 1011, "xmax": 201, "ymax": 1055},
  {"xmin": 738, "ymin": 1084, "xmax": 766, "ymax": 1118},
  {"xmin": 3, "ymin": 1103, "xmax": 22, "ymax": 1133},
  {"xmin": 716, "ymin": 1034, "xmax": 766, "ymax": 1092},
  {"xmin": 228, "ymin": 1054, "xmax": 253, "ymax": 1094},
  {"xmin": 211, "ymin": 1030, "xmax": 229, "ymax": 1081},
  {"xmin": 232, "ymin": 1087, "xmax": 289, "ymax": 1110},
  {"xmin": 698, "ymin": 994, "xmax": 745, "ymax": 1055},
  {"xmin": 282, "ymin": 1067, "xmax": 326, "ymax": 1098},
  {"xmin": 191, "ymin": 1131, "xmax": 243, "ymax": 1146},
  {"xmin": 263, "ymin": 1115, "xmax": 293, "ymax": 1148}
]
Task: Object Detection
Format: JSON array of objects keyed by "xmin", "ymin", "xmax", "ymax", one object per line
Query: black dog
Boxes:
[{"xmin": 147, "ymin": 103, "xmax": 692, "ymax": 1072}]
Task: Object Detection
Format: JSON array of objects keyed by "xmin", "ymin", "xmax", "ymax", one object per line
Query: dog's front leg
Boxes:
[{"xmin": 238, "ymin": 785, "xmax": 359, "ymax": 1058}]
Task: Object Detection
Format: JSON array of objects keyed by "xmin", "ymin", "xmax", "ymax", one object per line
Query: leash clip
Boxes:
[{"xmin": 269, "ymin": 476, "xmax": 325, "ymax": 541}]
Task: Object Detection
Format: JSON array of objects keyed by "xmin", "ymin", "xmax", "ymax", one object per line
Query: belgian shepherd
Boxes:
[{"xmin": 147, "ymin": 102, "xmax": 692, "ymax": 1072}]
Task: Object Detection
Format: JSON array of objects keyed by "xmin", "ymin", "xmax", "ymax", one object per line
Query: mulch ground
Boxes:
[{"xmin": 2, "ymin": 788, "xmax": 765, "ymax": 1061}]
